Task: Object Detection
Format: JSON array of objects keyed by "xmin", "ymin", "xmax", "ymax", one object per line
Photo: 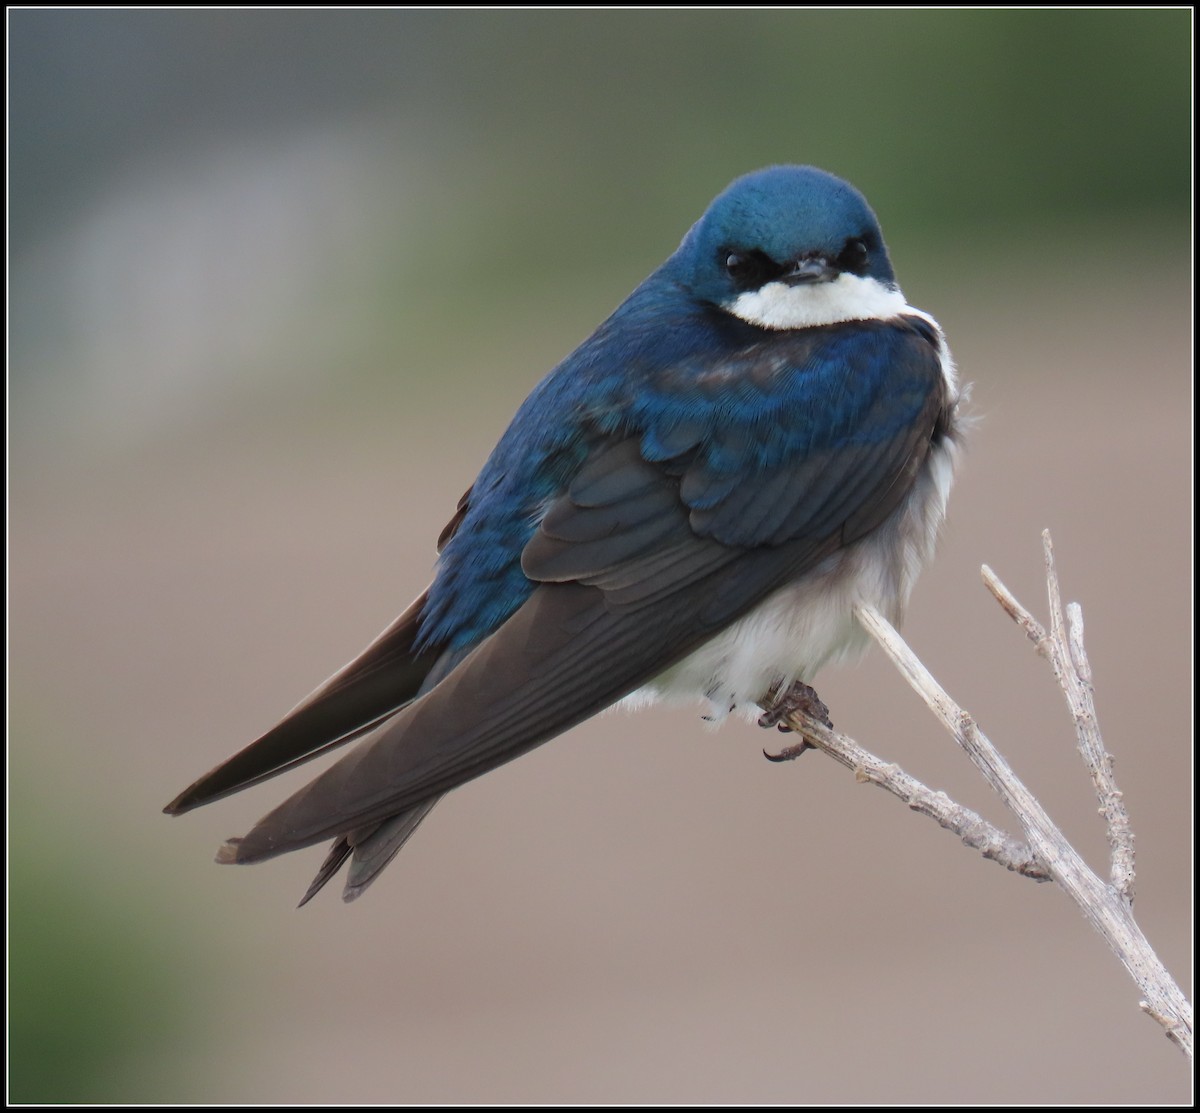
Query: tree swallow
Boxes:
[{"xmin": 165, "ymin": 165, "xmax": 963, "ymax": 905}]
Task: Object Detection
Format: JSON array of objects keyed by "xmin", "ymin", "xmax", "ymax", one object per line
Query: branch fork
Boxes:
[{"xmin": 776, "ymin": 530, "xmax": 1191, "ymax": 1057}]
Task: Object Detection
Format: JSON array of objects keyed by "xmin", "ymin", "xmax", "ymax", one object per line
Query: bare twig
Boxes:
[
  {"xmin": 766, "ymin": 722, "xmax": 1049, "ymax": 881},
  {"xmin": 777, "ymin": 535, "xmax": 1191, "ymax": 1058},
  {"xmin": 982, "ymin": 531, "xmax": 1135, "ymax": 898}
]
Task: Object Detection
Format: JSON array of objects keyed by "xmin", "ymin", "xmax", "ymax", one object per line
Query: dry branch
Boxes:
[{"xmin": 776, "ymin": 531, "xmax": 1192, "ymax": 1058}]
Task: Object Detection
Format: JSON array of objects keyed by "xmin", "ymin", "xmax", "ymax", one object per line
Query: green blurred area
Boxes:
[
  {"xmin": 10, "ymin": 9, "xmax": 1190, "ymax": 250},
  {"xmin": 8, "ymin": 9, "xmax": 1190, "ymax": 443},
  {"xmin": 7, "ymin": 742, "xmax": 209, "ymax": 1103},
  {"xmin": 8, "ymin": 855, "xmax": 188, "ymax": 1104},
  {"xmin": 8, "ymin": 10, "xmax": 1191, "ymax": 1103}
]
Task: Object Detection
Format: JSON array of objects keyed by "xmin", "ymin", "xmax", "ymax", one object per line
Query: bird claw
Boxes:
[
  {"xmin": 758, "ymin": 679, "xmax": 833, "ymax": 761},
  {"xmin": 762, "ymin": 741, "xmax": 813, "ymax": 762}
]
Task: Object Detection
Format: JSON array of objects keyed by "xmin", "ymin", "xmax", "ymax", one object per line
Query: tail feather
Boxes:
[
  {"xmin": 343, "ymin": 798, "xmax": 442, "ymax": 902},
  {"xmin": 296, "ymin": 839, "xmax": 354, "ymax": 907}
]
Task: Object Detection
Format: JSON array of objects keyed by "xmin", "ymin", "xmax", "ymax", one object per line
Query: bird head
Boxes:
[{"xmin": 673, "ymin": 165, "xmax": 901, "ymax": 330}]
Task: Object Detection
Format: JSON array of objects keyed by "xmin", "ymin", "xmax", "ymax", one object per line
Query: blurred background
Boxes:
[{"xmin": 8, "ymin": 9, "xmax": 1191, "ymax": 1103}]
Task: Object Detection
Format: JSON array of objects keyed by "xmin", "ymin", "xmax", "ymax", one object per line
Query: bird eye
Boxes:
[
  {"xmin": 721, "ymin": 248, "xmax": 774, "ymax": 290},
  {"xmin": 837, "ymin": 237, "xmax": 871, "ymax": 275}
]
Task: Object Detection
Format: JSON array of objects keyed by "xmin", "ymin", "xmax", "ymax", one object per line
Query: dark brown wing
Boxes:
[
  {"xmin": 219, "ymin": 383, "xmax": 942, "ymax": 864},
  {"xmin": 164, "ymin": 490, "xmax": 475, "ymax": 817},
  {"xmin": 163, "ymin": 590, "xmax": 438, "ymax": 815}
]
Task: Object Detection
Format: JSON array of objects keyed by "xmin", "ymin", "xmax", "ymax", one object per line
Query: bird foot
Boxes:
[
  {"xmin": 757, "ymin": 679, "xmax": 833, "ymax": 730},
  {"xmin": 758, "ymin": 680, "xmax": 833, "ymax": 761}
]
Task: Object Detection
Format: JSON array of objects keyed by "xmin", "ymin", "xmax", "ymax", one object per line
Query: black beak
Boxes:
[{"xmin": 781, "ymin": 256, "xmax": 838, "ymax": 285}]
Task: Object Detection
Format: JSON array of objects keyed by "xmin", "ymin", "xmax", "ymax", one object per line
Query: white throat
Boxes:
[{"xmin": 729, "ymin": 273, "xmax": 907, "ymax": 330}]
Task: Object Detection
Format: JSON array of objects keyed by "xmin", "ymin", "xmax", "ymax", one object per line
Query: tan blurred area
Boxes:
[
  {"xmin": 11, "ymin": 243, "xmax": 1191, "ymax": 1104},
  {"xmin": 9, "ymin": 10, "xmax": 1191, "ymax": 1105}
]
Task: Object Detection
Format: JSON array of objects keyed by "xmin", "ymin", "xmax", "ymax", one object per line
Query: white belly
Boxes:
[{"xmin": 619, "ymin": 431, "xmax": 959, "ymax": 723}]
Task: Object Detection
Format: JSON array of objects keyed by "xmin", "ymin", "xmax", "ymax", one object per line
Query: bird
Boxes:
[{"xmin": 164, "ymin": 165, "xmax": 963, "ymax": 905}]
